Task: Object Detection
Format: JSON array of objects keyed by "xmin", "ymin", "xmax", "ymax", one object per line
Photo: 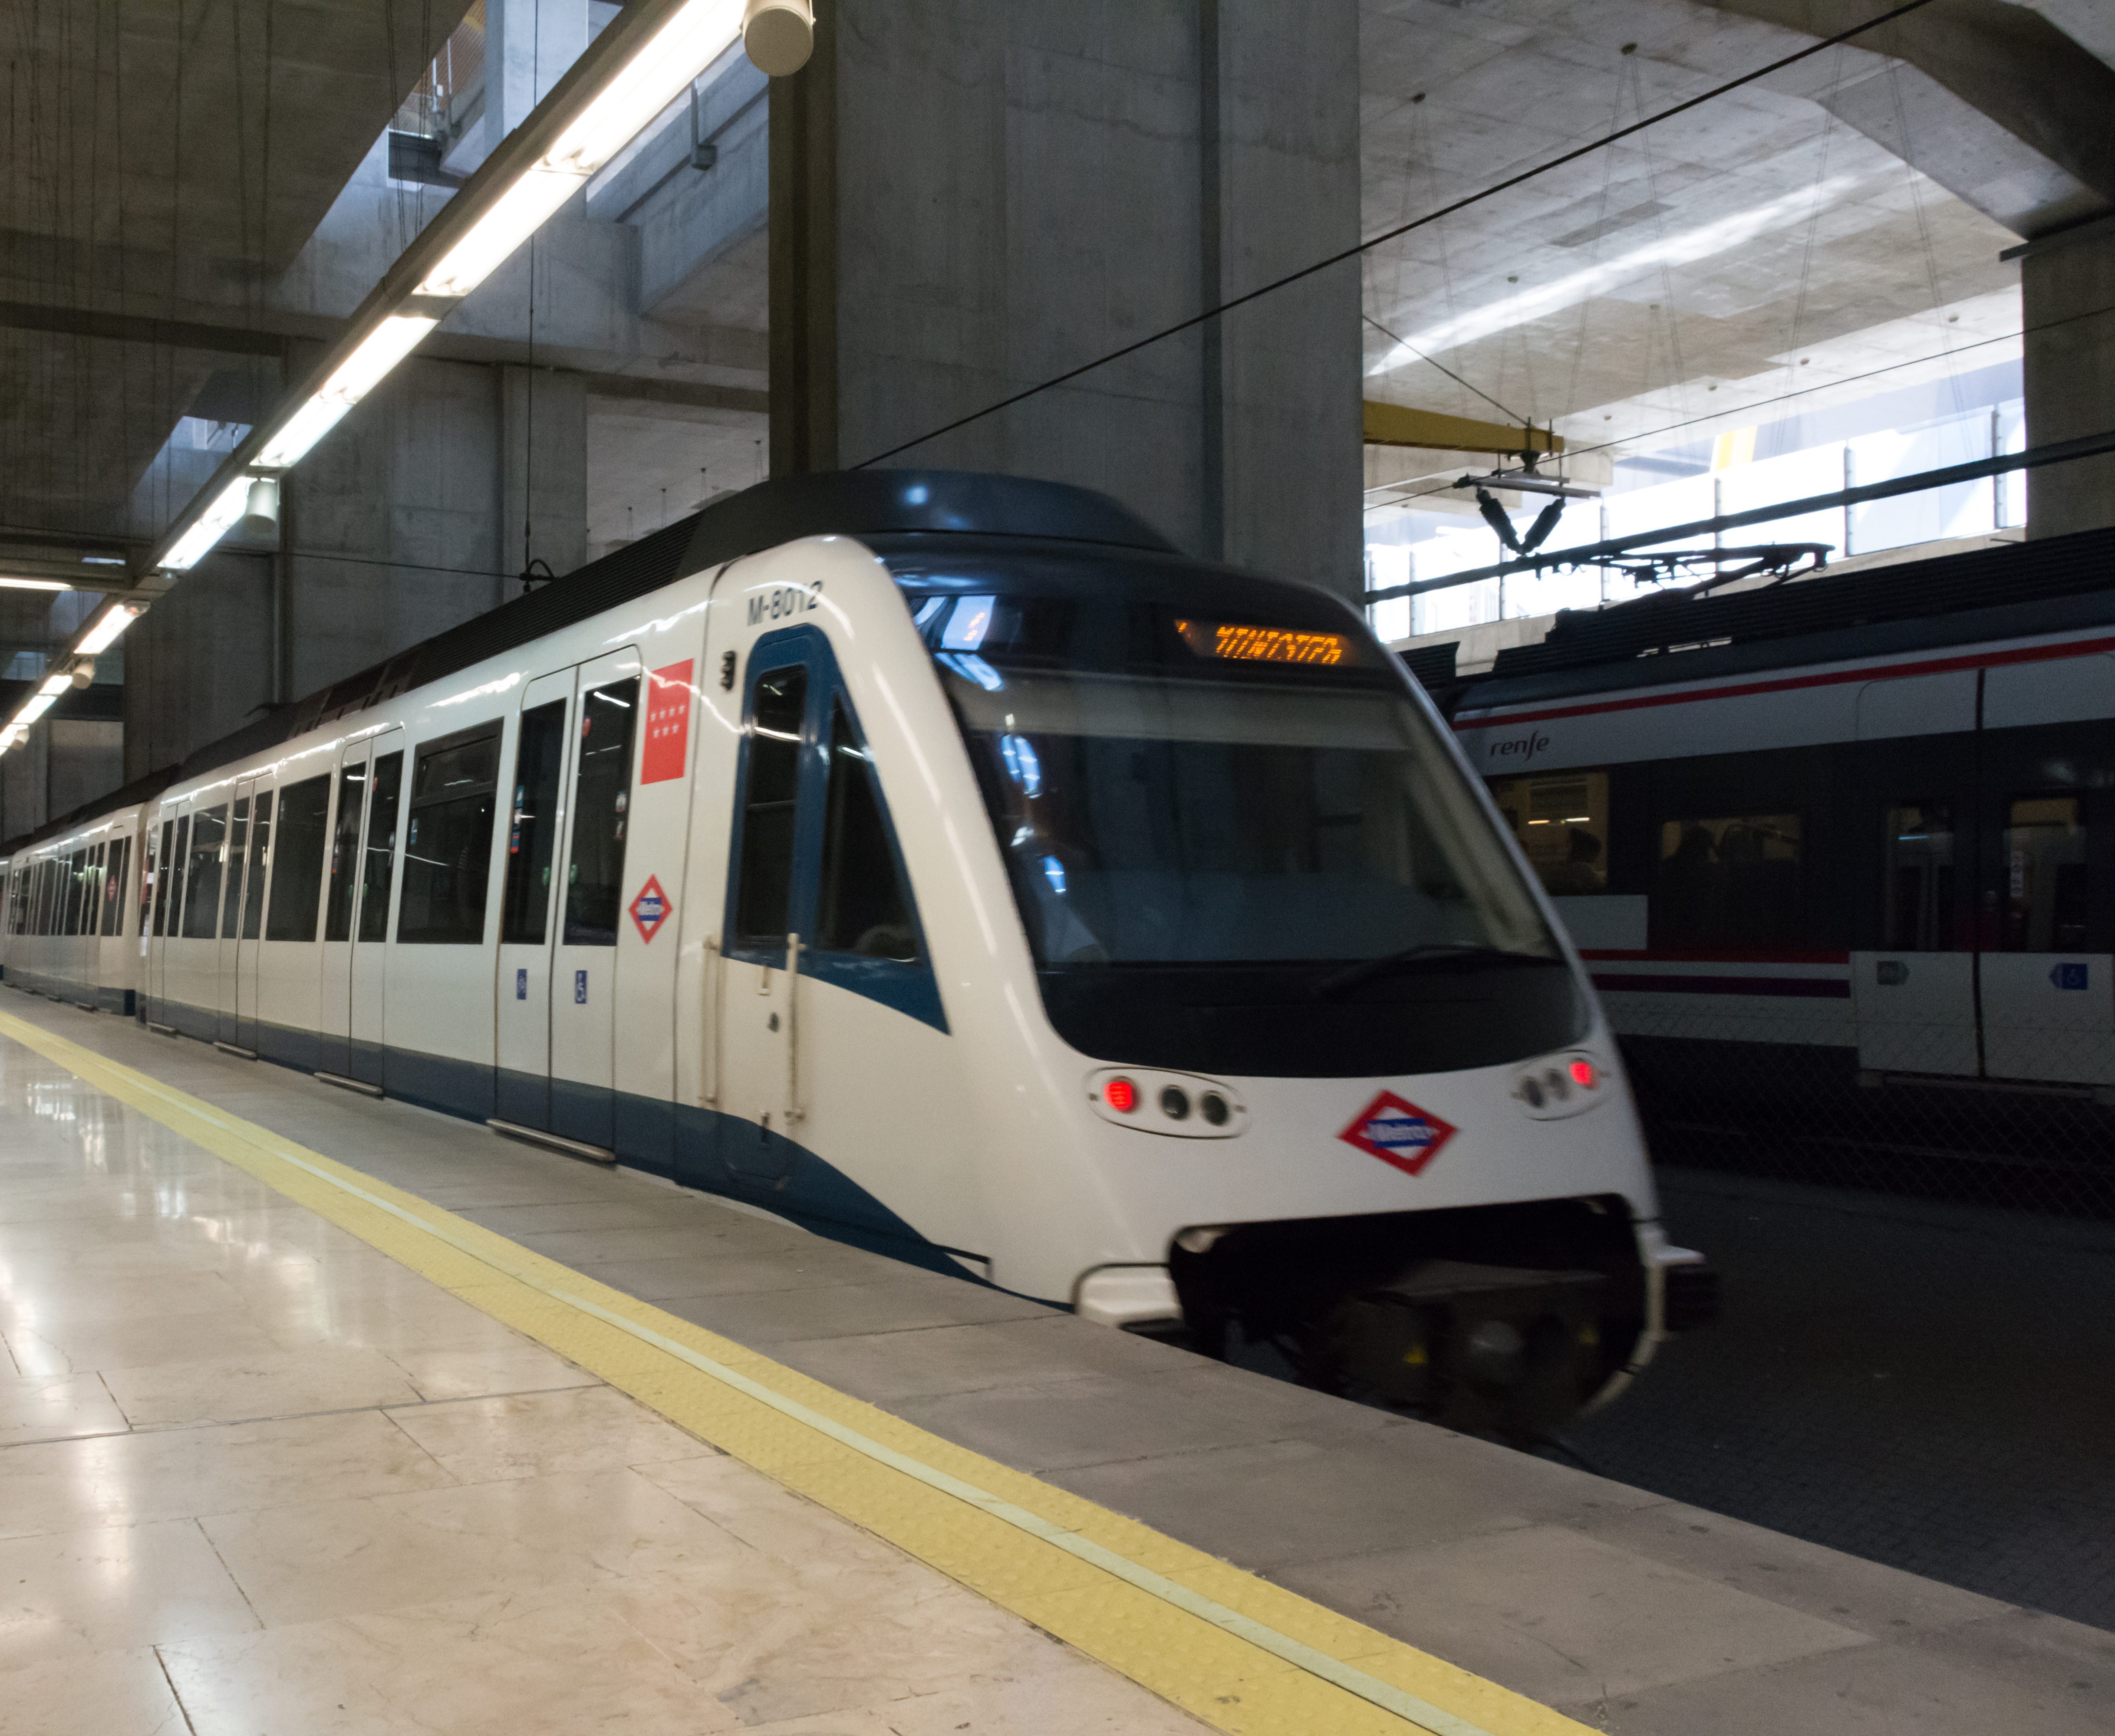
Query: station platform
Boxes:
[{"xmin": 1, "ymin": 992, "xmax": 2108, "ymax": 1736}]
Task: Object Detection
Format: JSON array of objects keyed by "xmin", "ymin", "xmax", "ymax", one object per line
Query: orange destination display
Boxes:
[{"xmin": 1174, "ymin": 618, "xmax": 1359, "ymax": 666}]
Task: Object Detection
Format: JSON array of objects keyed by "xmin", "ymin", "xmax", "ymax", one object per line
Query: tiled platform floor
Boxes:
[
  {"xmin": 0, "ymin": 1012, "xmax": 1205, "ymax": 1736},
  {"xmin": 5, "ymin": 991, "xmax": 2114, "ymax": 1734}
]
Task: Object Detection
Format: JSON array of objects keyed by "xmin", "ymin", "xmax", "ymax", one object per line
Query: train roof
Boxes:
[
  {"xmin": 2, "ymin": 470, "xmax": 1174, "ymax": 857},
  {"xmin": 1444, "ymin": 523, "xmax": 2115, "ymax": 714}
]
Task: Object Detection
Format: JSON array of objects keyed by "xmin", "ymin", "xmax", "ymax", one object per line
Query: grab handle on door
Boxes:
[
  {"xmin": 785, "ymin": 932, "xmax": 804, "ymax": 1124},
  {"xmin": 702, "ymin": 933, "xmax": 721, "ymax": 1108}
]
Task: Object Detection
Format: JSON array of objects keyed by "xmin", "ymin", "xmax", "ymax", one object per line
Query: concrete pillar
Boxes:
[
  {"xmin": 122, "ymin": 551, "xmax": 276, "ymax": 784},
  {"xmin": 47, "ymin": 721, "xmax": 124, "ymax": 816},
  {"xmin": 0, "ymin": 725, "xmax": 46, "ymax": 844},
  {"xmin": 501, "ymin": 364, "xmax": 591, "ymax": 581},
  {"xmin": 2021, "ymin": 224, "xmax": 2115, "ymax": 539},
  {"xmin": 771, "ymin": 1, "xmax": 1363, "ymax": 599},
  {"xmin": 112, "ymin": 349, "xmax": 590, "ymax": 783},
  {"xmin": 279, "ymin": 354, "xmax": 514, "ymax": 704}
]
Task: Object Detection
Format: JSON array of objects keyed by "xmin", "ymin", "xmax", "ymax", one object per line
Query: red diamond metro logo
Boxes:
[
  {"xmin": 629, "ymin": 875, "xmax": 671, "ymax": 944},
  {"xmin": 1337, "ymin": 1090, "xmax": 1457, "ymax": 1177}
]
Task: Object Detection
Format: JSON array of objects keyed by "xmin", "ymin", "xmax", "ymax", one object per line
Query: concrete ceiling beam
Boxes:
[{"xmin": 1705, "ymin": 0, "xmax": 2115, "ymax": 233}]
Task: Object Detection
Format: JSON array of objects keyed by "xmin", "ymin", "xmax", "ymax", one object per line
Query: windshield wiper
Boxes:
[{"xmin": 1311, "ymin": 942, "xmax": 1556, "ymax": 1000}]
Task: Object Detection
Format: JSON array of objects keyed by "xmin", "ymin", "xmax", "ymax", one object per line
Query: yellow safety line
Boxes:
[{"xmin": 0, "ymin": 1006, "xmax": 1593, "ymax": 1736}]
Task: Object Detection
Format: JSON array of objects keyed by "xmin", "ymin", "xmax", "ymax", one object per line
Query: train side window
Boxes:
[
  {"xmin": 62, "ymin": 849, "xmax": 84, "ymax": 936},
  {"xmin": 72, "ymin": 847, "xmax": 93, "ymax": 937},
  {"xmin": 398, "ymin": 726, "xmax": 501, "ymax": 945},
  {"xmin": 733, "ymin": 665, "xmax": 808, "ymax": 949},
  {"xmin": 1881, "ymin": 802, "xmax": 1956, "ymax": 950},
  {"xmin": 815, "ymin": 699, "xmax": 918, "ymax": 961},
  {"xmin": 167, "ymin": 815, "xmax": 193, "ymax": 939},
  {"xmin": 103, "ymin": 837, "xmax": 130, "ymax": 937},
  {"xmin": 182, "ymin": 807, "xmax": 227, "ymax": 940},
  {"xmin": 561, "ymin": 679, "xmax": 641, "ymax": 947},
  {"xmin": 1654, "ymin": 812, "xmax": 1803, "ymax": 948},
  {"xmin": 324, "ymin": 765, "xmax": 366, "ymax": 943},
  {"xmin": 221, "ymin": 799, "xmax": 250, "ymax": 938},
  {"xmin": 152, "ymin": 819, "xmax": 176, "ymax": 936},
  {"xmin": 87, "ymin": 844, "xmax": 107, "ymax": 934},
  {"xmin": 501, "ymin": 700, "xmax": 568, "ymax": 946},
  {"xmin": 2002, "ymin": 796, "xmax": 2088, "ymax": 952},
  {"xmin": 1489, "ymin": 769, "xmax": 1609, "ymax": 894},
  {"xmin": 266, "ymin": 776, "xmax": 332, "ymax": 943},
  {"xmin": 240, "ymin": 790, "xmax": 273, "ymax": 939},
  {"xmin": 358, "ymin": 752, "xmax": 404, "ymax": 943}
]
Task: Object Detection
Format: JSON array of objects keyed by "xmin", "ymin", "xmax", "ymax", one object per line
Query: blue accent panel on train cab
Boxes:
[
  {"xmin": 349, "ymin": 1038, "xmax": 385, "ymax": 1087},
  {"xmin": 671, "ymin": 1101, "xmax": 1002, "ymax": 1283},
  {"xmin": 494, "ymin": 1067, "xmax": 549, "ymax": 1131},
  {"xmin": 385, "ymin": 1045, "xmax": 494, "ymax": 1122},
  {"xmin": 802, "ymin": 952, "xmax": 947, "ymax": 1033}
]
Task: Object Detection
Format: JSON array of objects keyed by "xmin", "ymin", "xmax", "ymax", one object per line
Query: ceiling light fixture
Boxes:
[
  {"xmin": 77, "ymin": 605, "xmax": 139, "ymax": 657},
  {"xmin": 0, "ymin": 576, "xmax": 73, "ymax": 592},
  {"xmin": 1368, "ymin": 173, "xmax": 1870, "ymax": 374},
  {"xmin": 5, "ymin": 0, "xmax": 813, "ymax": 760}
]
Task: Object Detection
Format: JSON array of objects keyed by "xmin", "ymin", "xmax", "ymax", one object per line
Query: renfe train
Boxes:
[
  {"xmin": 0, "ymin": 472, "xmax": 1708, "ymax": 1436},
  {"xmin": 1445, "ymin": 524, "xmax": 2115, "ymax": 1202}
]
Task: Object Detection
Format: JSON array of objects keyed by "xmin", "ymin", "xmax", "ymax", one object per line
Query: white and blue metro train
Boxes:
[{"xmin": 0, "ymin": 473, "xmax": 1710, "ymax": 1434}]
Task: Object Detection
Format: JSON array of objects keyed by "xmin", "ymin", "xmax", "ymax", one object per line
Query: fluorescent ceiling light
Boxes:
[
  {"xmin": 255, "ymin": 315, "xmax": 439, "ymax": 468},
  {"xmin": 77, "ymin": 605, "xmax": 139, "ymax": 656},
  {"xmin": 16, "ymin": 692, "xmax": 56, "ymax": 724},
  {"xmin": 547, "ymin": 0, "xmax": 745, "ymax": 172},
  {"xmin": 0, "ymin": 576, "xmax": 71, "ymax": 592},
  {"xmin": 36, "ymin": 673, "xmax": 69, "ymax": 697},
  {"xmin": 162, "ymin": 477, "xmax": 255, "ymax": 571},
  {"xmin": 418, "ymin": 0, "xmax": 745, "ymax": 298},
  {"xmin": 1369, "ymin": 174, "xmax": 1870, "ymax": 373},
  {"xmin": 416, "ymin": 170, "xmax": 586, "ymax": 298}
]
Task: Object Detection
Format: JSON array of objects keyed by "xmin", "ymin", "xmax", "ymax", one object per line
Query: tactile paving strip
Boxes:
[{"xmin": 0, "ymin": 1007, "xmax": 1592, "ymax": 1736}]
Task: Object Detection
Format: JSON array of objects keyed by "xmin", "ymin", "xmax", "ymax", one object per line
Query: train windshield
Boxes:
[{"xmin": 896, "ymin": 558, "xmax": 1579, "ymax": 1075}]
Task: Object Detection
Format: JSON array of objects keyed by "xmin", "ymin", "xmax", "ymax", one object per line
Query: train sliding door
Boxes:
[
  {"xmin": 231, "ymin": 783, "xmax": 272, "ymax": 1054},
  {"xmin": 716, "ymin": 653, "xmax": 811, "ymax": 1185},
  {"xmin": 709, "ymin": 630, "xmax": 932, "ymax": 1204},
  {"xmin": 548, "ymin": 651, "xmax": 642, "ymax": 1152},
  {"xmin": 316, "ymin": 744, "xmax": 372, "ymax": 1083},
  {"xmin": 1856, "ymin": 655, "xmax": 2115, "ymax": 1088},
  {"xmin": 1851, "ymin": 673, "xmax": 1979, "ymax": 1078},
  {"xmin": 495, "ymin": 672, "xmax": 577, "ymax": 1132},
  {"xmin": 214, "ymin": 787, "xmax": 254, "ymax": 1047},
  {"xmin": 1975, "ymin": 657, "xmax": 2115, "ymax": 1085},
  {"xmin": 348, "ymin": 733, "xmax": 404, "ymax": 1088}
]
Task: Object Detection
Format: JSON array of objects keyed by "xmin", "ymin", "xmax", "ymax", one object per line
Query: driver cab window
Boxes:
[
  {"xmin": 733, "ymin": 665, "xmax": 807, "ymax": 950},
  {"xmin": 815, "ymin": 699, "xmax": 918, "ymax": 962}
]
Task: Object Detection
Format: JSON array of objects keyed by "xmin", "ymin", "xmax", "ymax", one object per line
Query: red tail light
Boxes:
[
  {"xmin": 1104, "ymin": 1077, "xmax": 1138, "ymax": 1113},
  {"xmin": 1569, "ymin": 1059, "xmax": 1598, "ymax": 1089}
]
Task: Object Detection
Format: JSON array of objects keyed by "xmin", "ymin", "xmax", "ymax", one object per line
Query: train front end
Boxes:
[{"xmin": 885, "ymin": 539, "xmax": 1710, "ymax": 1437}]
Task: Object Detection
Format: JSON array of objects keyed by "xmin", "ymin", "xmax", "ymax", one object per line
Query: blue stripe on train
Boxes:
[{"xmin": 119, "ymin": 996, "xmax": 1008, "ymax": 1293}]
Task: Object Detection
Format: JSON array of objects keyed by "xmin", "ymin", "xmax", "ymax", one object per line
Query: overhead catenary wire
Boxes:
[
  {"xmin": 1356, "ymin": 291, "xmax": 2115, "ymax": 516},
  {"xmin": 853, "ymin": 0, "xmax": 1939, "ymax": 470},
  {"xmin": 1362, "ymin": 423, "xmax": 2115, "ymax": 606}
]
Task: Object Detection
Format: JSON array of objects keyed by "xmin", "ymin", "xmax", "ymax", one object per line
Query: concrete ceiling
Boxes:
[
  {"xmin": 1358, "ymin": 0, "xmax": 2112, "ymax": 504},
  {"xmin": 0, "ymin": 0, "xmax": 471, "ymax": 546}
]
